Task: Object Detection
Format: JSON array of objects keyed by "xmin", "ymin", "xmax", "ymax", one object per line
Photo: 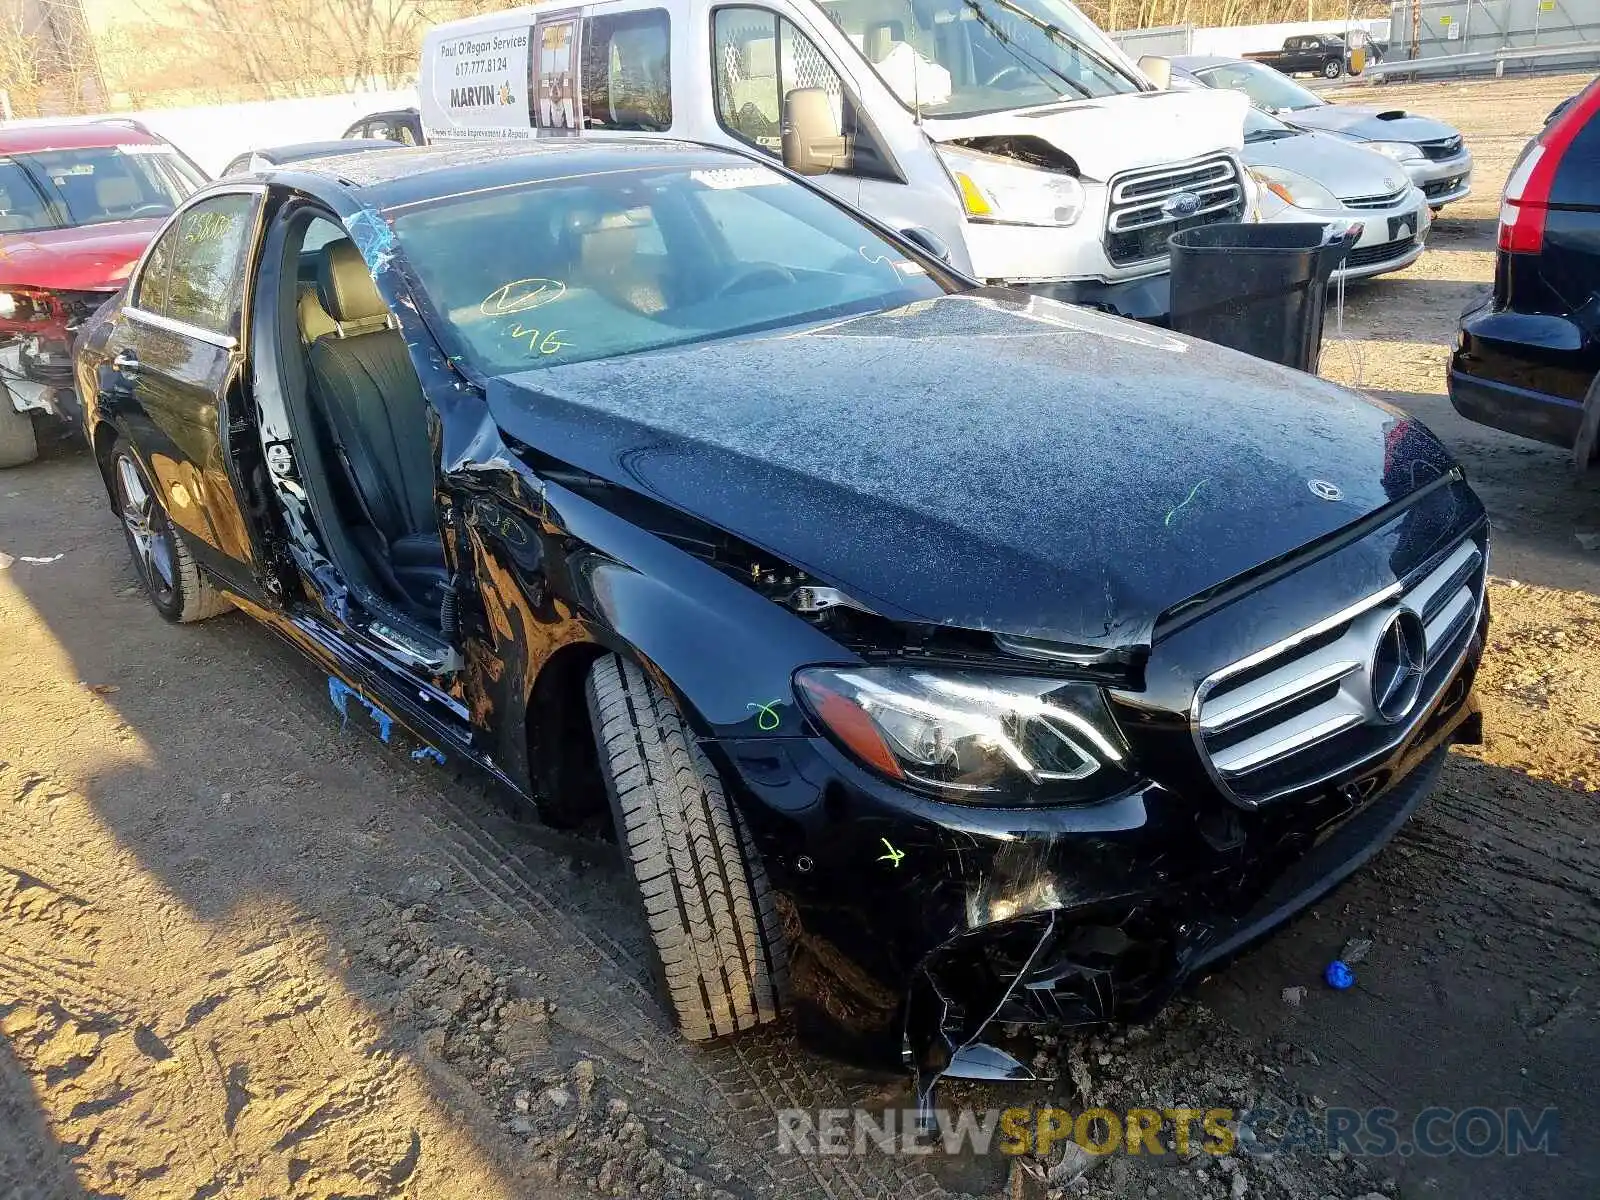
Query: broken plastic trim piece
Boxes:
[
  {"xmin": 994, "ymin": 633, "xmax": 1140, "ymax": 670},
  {"xmin": 328, "ymin": 675, "xmax": 393, "ymax": 741},
  {"xmin": 905, "ymin": 910, "xmax": 1057, "ymax": 1127}
]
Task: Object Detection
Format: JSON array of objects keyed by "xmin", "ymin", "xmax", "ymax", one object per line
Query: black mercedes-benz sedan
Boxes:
[
  {"xmin": 74, "ymin": 138, "xmax": 1487, "ymax": 1099},
  {"xmin": 1450, "ymin": 78, "xmax": 1600, "ymax": 461}
]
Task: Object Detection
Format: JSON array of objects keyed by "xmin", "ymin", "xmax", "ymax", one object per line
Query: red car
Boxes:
[{"xmin": 0, "ymin": 122, "xmax": 206, "ymax": 467}]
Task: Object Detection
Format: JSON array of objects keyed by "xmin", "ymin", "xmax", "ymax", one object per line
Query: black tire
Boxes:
[
  {"xmin": 109, "ymin": 441, "xmax": 231, "ymax": 623},
  {"xmin": 1323, "ymin": 58, "xmax": 1343, "ymax": 79},
  {"xmin": 586, "ymin": 654, "xmax": 786, "ymax": 1041},
  {"xmin": 0, "ymin": 384, "xmax": 38, "ymax": 468}
]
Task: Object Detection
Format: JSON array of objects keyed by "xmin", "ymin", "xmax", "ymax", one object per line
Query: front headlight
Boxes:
[
  {"xmin": 796, "ymin": 666, "xmax": 1133, "ymax": 805},
  {"xmin": 1364, "ymin": 140, "xmax": 1425, "ymax": 163},
  {"xmin": 0, "ymin": 292, "xmax": 16, "ymax": 318},
  {"xmin": 936, "ymin": 145, "xmax": 1084, "ymax": 228},
  {"xmin": 1249, "ymin": 165, "xmax": 1341, "ymax": 210}
]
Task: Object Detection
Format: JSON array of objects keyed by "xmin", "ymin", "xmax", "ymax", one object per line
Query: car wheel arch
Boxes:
[
  {"xmin": 91, "ymin": 417, "xmax": 131, "ymax": 508},
  {"xmin": 521, "ymin": 632, "xmax": 717, "ymax": 828}
]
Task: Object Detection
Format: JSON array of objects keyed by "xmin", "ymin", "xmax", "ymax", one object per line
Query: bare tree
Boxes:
[
  {"xmin": 1080, "ymin": 0, "xmax": 1389, "ymax": 29},
  {"xmin": 0, "ymin": 0, "xmax": 104, "ymax": 117}
]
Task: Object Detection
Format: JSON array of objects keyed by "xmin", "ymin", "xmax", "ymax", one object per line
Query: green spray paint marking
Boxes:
[
  {"xmin": 877, "ymin": 837, "xmax": 905, "ymax": 868},
  {"xmin": 747, "ymin": 700, "xmax": 782, "ymax": 732},
  {"xmin": 1164, "ymin": 480, "xmax": 1207, "ymax": 528}
]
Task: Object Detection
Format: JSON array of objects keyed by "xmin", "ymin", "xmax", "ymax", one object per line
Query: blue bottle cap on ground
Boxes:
[{"xmin": 1324, "ymin": 960, "xmax": 1355, "ymax": 989}]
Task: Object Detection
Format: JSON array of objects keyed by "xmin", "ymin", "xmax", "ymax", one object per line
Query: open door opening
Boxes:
[{"xmin": 256, "ymin": 206, "xmax": 459, "ymax": 676}]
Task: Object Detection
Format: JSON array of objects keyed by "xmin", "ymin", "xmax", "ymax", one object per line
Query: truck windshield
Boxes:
[
  {"xmin": 0, "ymin": 145, "xmax": 204, "ymax": 233},
  {"xmin": 818, "ymin": 0, "xmax": 1142, "ymax": 118},
  {"xmin": 1193, "ymin": 61, "xmax": 1325, "ymax": 114},
  {"xmin": 390, "ymin": 160, "xmax": 951, "ymax": 374}
]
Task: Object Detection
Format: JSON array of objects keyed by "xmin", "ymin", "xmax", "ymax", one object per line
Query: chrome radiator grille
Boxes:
[
  {"xmin": 1343, "ymin": 185, "xmax": 1411, "ymax": 210},
  {"xmin": 1104, "ymin": 155, "xmax": 1244, "ymax": 267},
  {"xmin": 1194, "ymin": 536, "xmax": 1485, "ymax": 806}
]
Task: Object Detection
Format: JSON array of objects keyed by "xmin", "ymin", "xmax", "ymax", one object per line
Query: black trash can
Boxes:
[{"xmin": 1168, "ymin": 222, "xmax": 1356, "ymax": 373}]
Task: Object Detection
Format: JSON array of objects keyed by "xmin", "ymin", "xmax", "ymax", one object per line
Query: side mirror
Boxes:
[
  {"xmin": 898, "ymin": 226, "xmax": 951, "ymax": 263},
  {"xmin": 1138, "ymin": 56, "xmax": 1172, "ymax": 90},
  {"xmin": 782, "ymin": 87, "xmax": 849, "ymax": 176}
]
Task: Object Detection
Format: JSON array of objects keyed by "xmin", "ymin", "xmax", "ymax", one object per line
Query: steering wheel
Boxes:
[
  {"xmin": 715, "ymin": 263, "xmax": 796, "ymax": 298},
  {"xmin": 125, "ymin": 204, "xmax": 173, "ymax": 218},
  {"xmin": 985, "ymin": 65, "xmax": 1026, "ymax": 88}
]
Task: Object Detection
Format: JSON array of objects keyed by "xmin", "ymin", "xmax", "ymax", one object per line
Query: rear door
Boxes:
[{"xmin": 97, "ymin": 188, "xmax": 275, "ymax": 602}]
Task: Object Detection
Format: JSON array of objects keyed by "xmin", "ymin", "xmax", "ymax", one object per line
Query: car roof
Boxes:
[
  {"xmin": 258, "ymin": 139, "xmax": 405, "ymax": 163},
  {"xmin": 1168, "ymin": 55, "xmax": 1242, "ymax": 71},
  {"xmin": 0, "ymin": 122, "xmax": 168, "ymax": 154},
  {"xmin": 272, "ymin": 138, "xmax": 760, "ymax": 208}
]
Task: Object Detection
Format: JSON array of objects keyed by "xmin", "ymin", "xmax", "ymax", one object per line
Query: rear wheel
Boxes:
[
  {"xmin": 0, "ymin": 384, "xmax": 38, "ymax": 468},
  {"xmin": 586, "ymin": 654, "xmax": 786, "ymax": 1040},
  {"xmin": 1323, "ymin": 58, "xmax": 1343, "ymax": 79},
  {"xmin": 111, "ymin": 442, "xmax": 230, "ymax": 623}
]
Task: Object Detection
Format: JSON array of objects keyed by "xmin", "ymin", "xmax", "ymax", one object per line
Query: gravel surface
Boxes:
[{"xmin": 2, "ymin": 72, "xmax": 1596, "ymax": 1200}]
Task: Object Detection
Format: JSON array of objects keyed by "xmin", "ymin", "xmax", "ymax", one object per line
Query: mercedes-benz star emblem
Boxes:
[
  {"xmin": 1371, "ymin": 609, "xmax": 1427, "ymax": 724},
  {"xmin": 1308, "ymin": 479, "xmax": 1343, "ymax": 502}
]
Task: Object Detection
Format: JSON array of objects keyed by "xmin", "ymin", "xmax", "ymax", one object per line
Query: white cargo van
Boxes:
[{"xmin": 418, "ymin": 0, "xmax": 1250, "ymax": 318}]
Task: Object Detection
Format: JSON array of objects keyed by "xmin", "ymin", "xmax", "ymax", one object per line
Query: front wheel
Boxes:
[
  {"xmin": 0, "ymin": 384, "xmax": 38, "ymax": 468},
  {"xmin": 587, "ymin": 654, "xmax": 787, "ymax": 1040},
  {"xmin": 1323, "ymin": 59, "xmax": 1344, "ymax": 79},
  {"xmin": 110, "ymin": 442, "xmax": 230, "ymax": 623}
]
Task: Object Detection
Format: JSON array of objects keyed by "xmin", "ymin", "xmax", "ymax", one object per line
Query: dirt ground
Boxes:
[{"xmin": 3, "ymin": 72, "xmax": 1598, "ymax": 1200}]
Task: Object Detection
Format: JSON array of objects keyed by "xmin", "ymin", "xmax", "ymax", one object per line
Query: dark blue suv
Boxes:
[{"xmin": 1450, "ymin": 77, "xmax": 1600, "ymax": 460}]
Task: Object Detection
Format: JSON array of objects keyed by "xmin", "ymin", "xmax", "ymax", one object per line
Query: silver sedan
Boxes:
[
  {"xmin": 1171, "ymin": 55, "xmax": 1473, "ymax": 209},
  {"xmin": 1242, "ymin": 109, "xmax": 1431, "ymax": 282}
]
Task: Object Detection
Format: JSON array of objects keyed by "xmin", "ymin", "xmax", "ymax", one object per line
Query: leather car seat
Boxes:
[
  {"xmin": 564, "ymin": 211, "xmax": 667, "ymax": 315},
  {"xmin": 303, "ymin": 239, "xmax": 447, "ymax": 612}
]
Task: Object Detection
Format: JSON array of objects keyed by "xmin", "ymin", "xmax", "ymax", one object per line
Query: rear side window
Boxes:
[
  {"xmin": 0, "ymin": 161, "xmax": 55, "ymax": 233},
  {"xmin": 1549, "ymin": 82, "xmax": 1600, "ymax": 210},
  {"xmin": 580, "ymin": 9, "xmax": 672, "ymax": 131},
  {"xmin": 136, "ymin": 193, "xmax": 259, "ymax": 337}
]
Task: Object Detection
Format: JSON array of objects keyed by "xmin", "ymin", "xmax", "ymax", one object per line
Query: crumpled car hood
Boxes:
[
  {"xmin": 924, "ymin": 87, "xmax": 1247, "ymax": 179},
  {"xmin": 0, "ymin": 218, "xmax": 163, "ymax": 291},
  {"xmin": 1286, "ymin": 105, "xmax": 1460, "ymax": 146},
  {"xmin": 487, "ymin": 291, "xmax": 1451, "ymax": 650}
]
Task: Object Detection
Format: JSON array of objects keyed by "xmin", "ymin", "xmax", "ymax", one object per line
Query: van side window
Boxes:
[
  {"xmin": 712, "ymin": 7, "xmax": 893, "ymax": 179},
  {"xmin": 581, "ymin": 9, "xmax": 672, "ymax": 131}
]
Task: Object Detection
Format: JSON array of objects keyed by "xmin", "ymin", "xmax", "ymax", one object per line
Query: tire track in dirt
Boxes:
[{"xmin": 406, "ymin": 783, "xmax": 946, "ymax": 1200}]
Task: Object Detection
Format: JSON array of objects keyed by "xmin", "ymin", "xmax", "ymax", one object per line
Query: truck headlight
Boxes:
[
  {"xmin": 936, "ymin": 144, "xmax": 1084, "ymax": 228},
  {"xmin": 1249, "ymin": 165, "xmax": 1341, "ymax": 211},
  {"xmin": 1364, "ymin": 140, "xmax": 1425, "ymax": 163},
  {"xmin": 796, "ymin": 666, "xmax": 1132, "ymax": 805},
  {"xmin": 0, "ymin": 292, "xmax": 15, "ymax": 318}
]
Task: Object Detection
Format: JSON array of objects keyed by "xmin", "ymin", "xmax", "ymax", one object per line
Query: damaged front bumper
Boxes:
[
  {"xmin": 717, "ymin": 617, "xmax": 1482, "ymax": 1094},
  {"xmin": 0, "ymin": 339, "xmax": 81, "ymax": 423}
]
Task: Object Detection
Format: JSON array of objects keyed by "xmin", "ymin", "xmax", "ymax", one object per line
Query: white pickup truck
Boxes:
[{"xmin": 417, "ymin": 0, "xmax": 1250, "ymax": 319}]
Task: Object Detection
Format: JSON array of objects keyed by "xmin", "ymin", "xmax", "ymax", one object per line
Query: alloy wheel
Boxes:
[{"xmin": 116, "ymin": 453, "xmax": 177, "ymax": 603}]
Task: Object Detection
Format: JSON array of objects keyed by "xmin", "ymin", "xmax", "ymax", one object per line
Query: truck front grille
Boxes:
[
  {"xmin": 1104, "ymin": 155, "xmax": 1244, "ymax": 268},
  {"xmin": 1193, "ymin": 533, "xmax": 1485, "ymax": 807}
]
